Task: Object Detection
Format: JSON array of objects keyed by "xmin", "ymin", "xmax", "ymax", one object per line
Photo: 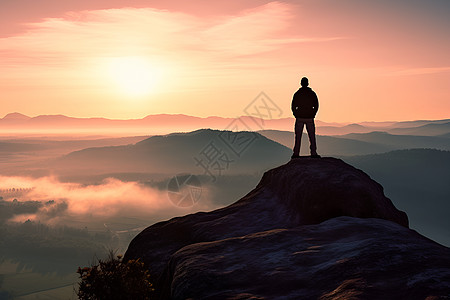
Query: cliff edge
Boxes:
[{"xmin": 125, "ymin": 157, "xmax": 450, "ymax": 299}]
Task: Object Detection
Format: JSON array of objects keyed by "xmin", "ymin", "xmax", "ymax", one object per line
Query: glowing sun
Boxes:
[{"xmin": 107, "ymin": 56, "xmax": 159, "ymax": 97}]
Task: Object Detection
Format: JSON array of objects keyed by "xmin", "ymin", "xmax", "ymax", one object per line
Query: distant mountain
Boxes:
[
  {"xmin": 0, "ymin": 113, "xmax": 298, "ymax": 135},
  {"xmin": 2, "ymin": 112, "xmax": 449, "ymax": 137},
  {"xmin": 258, "ymin": 130, "xmax": 391, "ymax": 156},
  {"xmin": 388, "ymin": 119, "xmax": 450, "ymax": 128},
  {"xmin": 316, "ymin": 123, "xmax": 372, "ymax": 135},
  {"xmin": 359, "ymin": 121, "xmax": 398, "ymax": 127},
  {"xmin": 315, "ymin": 120, "xmax": 450, "ymax": 136},
  {"xmin": 0, "ymin": 141, "xmax": 49, "ymax": 153},
  {"xmin": 50, "ymin": 129, "xmax": 291, "ymax": 177},
  {"xmin": 1, "ymin": 112, "xmax": 32, "ymax": 126},
  {"xmin": 342, "ymin": 131, "xmax": 450, "ymax": 151},
  {"xmin": 54, "ymin": 138, "xmax": 449, "ymax": 247},
  {"xmin": 2, "ymin": 112, "xmax": 31, "ymax": 120},
  {"xmin": 258, "ymin": 130, "xmax": 450, "ymax": 156},
  {"xmin": 343, "ymin": 149, "xmax": 450, "ymax": 247},
  {"xmin": 0, "ymin": 136, "xmax": 148, "ymax": 156},
  {"xmin": 388, "ymin": 122, "xmax": 450, "ymax": 136}
]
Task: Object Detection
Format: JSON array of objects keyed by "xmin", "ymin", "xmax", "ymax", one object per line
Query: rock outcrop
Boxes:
[{"xmin": 125, "ymin": 157, "xmax": 450, "ymax": 299}]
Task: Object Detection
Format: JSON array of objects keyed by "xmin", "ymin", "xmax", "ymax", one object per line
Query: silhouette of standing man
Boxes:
[{"xmin": 291, "ymin": 77, "xmax": 320, "ymax": 159}]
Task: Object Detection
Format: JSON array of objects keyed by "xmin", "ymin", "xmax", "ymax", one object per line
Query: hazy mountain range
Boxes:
[
  {"xmin": 1, "ymin": 126, "xmax": 448, "ymax": 246},
  {"xmin": 47, "ymin": 129, "xmax": 291, "ymax": 178},
  {"xmin": 50, "ymin": 130, "xmax": 450, "ymax": 247},
  {"xmin": 1, "ymin": 112, "xmax": 449, "ymax": 136},
  {"xmin": 4, "ymin": 125, "xmax": 446, "ymax": 180},
  {"xmin": 1, "ymin": 123, "xmax": 449, "ymax": 298},
  {"xmin": 343, "ymin": 149, "xmax": 450, "ymax": 247},
  {"xmin": 259, "ymin": 130, "xmax": 450, "ymax": 156}
]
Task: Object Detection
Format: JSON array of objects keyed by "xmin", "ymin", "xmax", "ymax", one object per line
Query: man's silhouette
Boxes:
[{"xmin": 291, "ymin": 77, "xmax": 320, "ymax": 158}]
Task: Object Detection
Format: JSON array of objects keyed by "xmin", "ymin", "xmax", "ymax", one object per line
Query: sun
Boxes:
[{"xmin": 107, "ymin": 56, "xmax": 159, "ymax": 97}]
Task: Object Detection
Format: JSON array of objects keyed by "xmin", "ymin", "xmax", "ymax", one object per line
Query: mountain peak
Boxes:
[
  {"xmin": 254, "ymin": 157, "xmax": 408, "ymax": 227},
  {"xmin": 2, "ymin": 112, "xmax": 30, "ymax": 120}
]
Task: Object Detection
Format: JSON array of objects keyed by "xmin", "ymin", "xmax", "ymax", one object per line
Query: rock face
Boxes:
[{"xmin": 125, "ymin": 158, "xmax": 450, "ymax": 299}]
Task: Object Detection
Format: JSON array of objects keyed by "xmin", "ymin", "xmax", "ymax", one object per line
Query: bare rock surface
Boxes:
[
  {"xmin": 125, "ymin": 158, "xmax": 450, "ymax": 299},
  {"xmin": 166, "ymin": 217, "xmax": 450, "ymax": 299}
]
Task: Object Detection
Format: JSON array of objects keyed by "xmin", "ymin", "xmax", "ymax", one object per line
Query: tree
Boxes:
[{"xmin": 77, "ymin": 251, "xmax": 154, "ymax": 300}]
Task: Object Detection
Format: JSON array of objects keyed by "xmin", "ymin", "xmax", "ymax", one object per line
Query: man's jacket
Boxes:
[{"xmin": 291, "ymin": 87, "xmax": 319, "ymax": 118}]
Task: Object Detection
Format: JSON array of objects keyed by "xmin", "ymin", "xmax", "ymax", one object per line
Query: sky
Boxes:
[{"xmin": 0, "ymin": 0, "xmax": 449, "ymax": 123}]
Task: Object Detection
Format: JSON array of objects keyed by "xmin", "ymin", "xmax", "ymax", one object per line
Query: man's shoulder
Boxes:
[
  {"xmin": 295, "ymin": 87, "xmax": 314, "ymax": 94},
  {"xmin": 306, "ymin": 87, "xmax": 317, "ymax": 95}
]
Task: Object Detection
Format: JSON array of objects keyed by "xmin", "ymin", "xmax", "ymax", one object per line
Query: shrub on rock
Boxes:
[{"xmin": 77, "ymin": 251, "xmax": 154, "ymax": 300}]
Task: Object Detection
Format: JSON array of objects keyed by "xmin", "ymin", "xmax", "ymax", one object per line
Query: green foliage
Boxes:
[{"xmin": 77, "ymin": 251, "xmax": 154, "ymax": 300}]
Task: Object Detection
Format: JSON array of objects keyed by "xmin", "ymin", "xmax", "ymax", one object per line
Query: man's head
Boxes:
[{"xmin": 301, "ymin": 77, "xmax": 309, "ymax": 87}]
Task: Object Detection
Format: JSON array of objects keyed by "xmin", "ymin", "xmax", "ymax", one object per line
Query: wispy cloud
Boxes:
[
  {"xmin": 387, "ymin": 67, "xmax": 450, "ymax": 76},
  {"xmin": 0, "ymin": 2, "xmax": 344, "ymax": 71}
]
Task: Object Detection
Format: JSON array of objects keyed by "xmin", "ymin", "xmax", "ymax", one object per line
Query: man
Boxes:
[{"xmin": 291, "ymin": 77, "xmax": 320, "ymax": 158}]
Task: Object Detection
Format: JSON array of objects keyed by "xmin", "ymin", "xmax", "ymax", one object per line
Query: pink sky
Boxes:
[{"xmin": 0, "ymin": 0, "xmax": 449, "ymax": 123}]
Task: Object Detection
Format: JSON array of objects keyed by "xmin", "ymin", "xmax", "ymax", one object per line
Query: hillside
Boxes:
[
  {"xmin": 259, "ymin": 130, "xmax": 390, "ymax": 156},
  {"xmin": 343, "ymin": 149, "xmax": 450, "ymax": 246},
  {"xmin": 343, "ymin": 131, "xmax": 450, "ymax": 149},
  {"xmin": 389, "ymin": 121, "xmax": 450, "ymax": 136},
  {"xmin": 258, "ymin": 130, "xmax": 450, "ymax": 156},
  {"xmin": 51, "ymin": 129, "xmax": 291, "ymax": 177}
]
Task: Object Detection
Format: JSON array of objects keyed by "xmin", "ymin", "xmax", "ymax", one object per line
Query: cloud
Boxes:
[
  {"xmin": 0, "ymin": 175, "xmax": 214, "ymax": 225},
  {"xmin": 0, "ymin": 2, "xmax": 344, "ymax": 74},
  {"xmin": 0, "ymin": 1, "xmax": 353, "ymax": 119},
  {"xmin": 387, "ymin": 67, "xmax": 450, "ymax": 76}
]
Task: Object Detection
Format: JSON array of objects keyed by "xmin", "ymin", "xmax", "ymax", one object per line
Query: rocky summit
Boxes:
[{"xmin": 124, "ymin": 157, "xmax": 450, "ymax": 299}]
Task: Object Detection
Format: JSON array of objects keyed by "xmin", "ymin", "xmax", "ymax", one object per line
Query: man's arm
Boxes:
[
  {"xmin": 291, "ymin": 94, "xmax": 297, "ymax": 116},
  {"xmin": 313, "ymin": 92, "xmax": 319, "ymax": 114}
]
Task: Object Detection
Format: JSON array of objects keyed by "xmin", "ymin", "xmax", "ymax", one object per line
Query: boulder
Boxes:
[{"xmin": 125, "ymin": 158, "xmax": 450, "ymax": 299}]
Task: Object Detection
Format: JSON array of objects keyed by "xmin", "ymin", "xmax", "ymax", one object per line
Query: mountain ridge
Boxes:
[
  {"xmin": 49, "ymin": 129, "xmax": 291, "ymax": 176},
  {"xmin": 2, "ymin": 112, "xmax": 449, "ymax": 136}
]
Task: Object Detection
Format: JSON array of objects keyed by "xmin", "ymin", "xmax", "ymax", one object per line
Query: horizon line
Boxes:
[{"xmin": 2, "ymin": 112, "xmax": 449, "ymax": 125}]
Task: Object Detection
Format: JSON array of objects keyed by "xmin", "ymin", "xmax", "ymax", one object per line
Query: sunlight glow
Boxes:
[{"xmin": 107, "ymin": 56, "xmax": 160, "ymax": 97}]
